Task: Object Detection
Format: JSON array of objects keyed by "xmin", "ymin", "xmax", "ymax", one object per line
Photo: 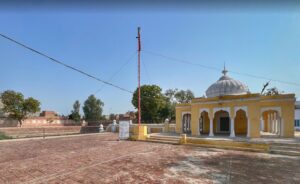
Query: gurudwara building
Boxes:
[{"xmin": 176, "ymin": 68, "xmax": 295, "ymax": 138}]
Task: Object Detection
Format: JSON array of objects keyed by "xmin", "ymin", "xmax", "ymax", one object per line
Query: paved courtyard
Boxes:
[{"xmin": 0, "ymin": 133, "xmax": 299, "ymax": 184}]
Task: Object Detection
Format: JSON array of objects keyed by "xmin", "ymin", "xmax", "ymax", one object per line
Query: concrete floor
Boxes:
[{"xmin": 0, "ymin": 133, "xmax": 299, "ymax": 184}]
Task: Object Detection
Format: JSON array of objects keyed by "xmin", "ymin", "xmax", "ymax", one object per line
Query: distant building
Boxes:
[
  {"xmin": 116, "ymin": 111, "xmax": 136, "ymax": 120},
  {"xmin": 295, "ymin": 101, "xmax": 300, "ymax": 130},
  {"xmin": 22, "ymin": 110, "xmax": 77, "ymax": 126},
  {"xmin": 40, "ymin": 111, "xmax": 59, "ymax": 119}
]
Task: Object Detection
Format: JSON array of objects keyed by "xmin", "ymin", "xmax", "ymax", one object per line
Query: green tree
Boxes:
[
  {"xmin": 83, "ymin": 95, "xmax": 104, "ymax": 121},
  {"xmin": 109, "ymin": 113, "xmax": 116, "ymax": 120},
  {"xmin": 163, "ymin": 89, "xmax": 178, "ymax": 121},
  {"xmin": 158, "ymin": 100, "xmax": 172, "ymax": 122},
  {"xmin": 0, "ymin": 90, "xmax": 40, "ymax": 126},
  {"xmin": 174, "ymin": 89, "xmax": 195, "ymax": 103},
  {"xmin": 0, "ymin": 101, "xmax": 4, "ymax": 117},
  {"xmin": 162, "ymin": 89, "xmax": 195, "ymax": 121},
  {"xmin": 69, "ymin": 100, "xmax": 81, "ymax": 123},
  {"xmin": 132, "ymin": 85, "xmax": 166, "ymax": 123}
]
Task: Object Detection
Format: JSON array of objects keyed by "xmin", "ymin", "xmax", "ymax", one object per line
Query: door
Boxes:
[
  {"xmin": 182, "ymin": 114, "xmax": 191, "ymax": 134},
  {"xmin": 220, "ymin": 117, "xmax": 230, "ymax": 132}
]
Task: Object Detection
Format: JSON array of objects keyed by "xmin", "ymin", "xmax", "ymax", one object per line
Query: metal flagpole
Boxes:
[{"xmin": 137, "ymin": 27, "xmax": 141, "ymax": 127}]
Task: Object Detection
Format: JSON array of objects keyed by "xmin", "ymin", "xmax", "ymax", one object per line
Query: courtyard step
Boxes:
[
  {"xmin": 269, "ymin": 143, "xmax": 300, "ymax": 156},
  {"xmin": 147, "ymin": 135, "xmax": 180, "ymax": 145},
  {"xmin": 186, "ymin": 143, "xmax": 266, "ymax": 153},
  {"xmin": 269, "ymin": 150, "xmax": 300, "ymax": 156},
  {"xmin": 270, "ymin": 145, "xmax": 300, "ymax": 151}
]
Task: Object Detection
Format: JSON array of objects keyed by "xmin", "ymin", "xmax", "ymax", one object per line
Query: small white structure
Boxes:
[
  {"xmin": 119, "ymin": 121, "xmax": 130, "ymax": 140},
  {"xmin": 111, "ymin": 120, "xmax": 117, "ymax": 132},
  {"xmin": 99, "ymin": 124, "xmax": 104, "ymax": 132}
]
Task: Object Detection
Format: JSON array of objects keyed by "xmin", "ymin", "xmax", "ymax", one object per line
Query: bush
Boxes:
[{"xmin": 0, "ymin": 132, "xmax": 12, "ymax": 140}]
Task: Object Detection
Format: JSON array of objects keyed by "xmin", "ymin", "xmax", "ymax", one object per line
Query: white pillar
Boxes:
[
  {"xmin": 188, "ymin": 116, "xmax": 191, "ymax": 132},
  {"xmin": 209, "ymin": 118, "xmax": 214, "ymax": 137},
  {"xmin": 277, "ymin": 117, "xmax": 281, "ymax": 135},
  {"xmin": 281, "ymin": 118, "xmax": 284, "ymax": 137},
  {"xmin": 271, "ymin": 114, "xmax": 274, "ymax": 133},
  {"xmin": 272, "ymin": 113, "xmax": 276, "ymax": 134},
  {"xmin": 275, "ymin": 113, "xmax": 279, "ymax": 134},
  {"xmin": 230, "ymin": 116, "xmax": 235, "ymax": 138},
  {"xmin": 274, "ymin": 113, "xmax": 277, "ymax": 134},
  {"xmin": 198, "ymin": 118, "xmax": 201, "ymax": 136},
  {"xmin": 268, "ymin": 114, "xmax": 271, "ymax": 132},
  {"xmin": 247, "ymin": 119, "xmax": 250, "ymax": 138},
  {"xmin": 276, "ymin": 115, "xmax": 280, "ymax": 135}
]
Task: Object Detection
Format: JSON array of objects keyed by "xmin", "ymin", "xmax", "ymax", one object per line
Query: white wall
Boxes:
[{"xmin": 295, "ymin": 109, "xmax": 300, "ymax": 120}]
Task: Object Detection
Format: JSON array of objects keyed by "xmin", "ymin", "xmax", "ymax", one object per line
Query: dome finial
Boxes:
[{"xmin": 222, "ymin": 62, "xmax": 228, "ymax": 76}]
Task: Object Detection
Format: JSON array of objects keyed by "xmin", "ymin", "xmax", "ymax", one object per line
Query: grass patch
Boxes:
[{"xmin": 0, "ymin": 132, "xmax": 12, "ymax": 140}]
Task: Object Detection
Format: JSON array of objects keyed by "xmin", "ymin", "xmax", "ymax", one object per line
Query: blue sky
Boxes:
[{"xmin": 1, "ymin": 7, "xmax": 300, "ymax": 115}]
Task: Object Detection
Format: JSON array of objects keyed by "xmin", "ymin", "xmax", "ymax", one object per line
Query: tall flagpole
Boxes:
[{"xmin": 137, "ymin": 27, "xmax": 141, "ymax": 127}]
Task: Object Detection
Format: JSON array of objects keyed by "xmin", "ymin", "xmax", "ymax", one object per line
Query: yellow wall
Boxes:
[
  {"xmin": 175, "ymin": 105, "xmax": 191, "ymax": 133},
  {"xmin": 191, "ymin": 105, "xmax": 199, "ymax": 136},
  {"xmin": 175, "ymin": 93, "xmax": 295, "ymax": 138},
  {"xmin": 281, "ymin": 102, "xmax": 295, "ymax": 137},
  {"xmin": 234, "ymin": 110, "xmax": 247, "ymax": 134},
  {"xmin": 202, "ymin": 112, "xmax": 210, "ymax": 134}
]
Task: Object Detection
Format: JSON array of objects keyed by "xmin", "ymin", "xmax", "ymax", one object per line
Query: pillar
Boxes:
[
  {"xmin": 275, "ymin": 113, "xmax": 279, "ymax": 134},
  {"xmin": 230, "ymin": 116, "xmax": 235, "ymax": 138},
  {"xmin": 271, "ymin": 114, "xmax": 274, "ymax": 133},
  {"xmin": 272, "ymin": 113, "xmax": 276, "ymax": 134},
  {"xmin": 275, "ymin": 117, "xmax": 278, "ymax": 134},
  {"xmin": 247, "ymin": 119, "xmax": 250, "ymax": 138},
  {"xmin": 268, "ymin": 114, "xmax": 271, "ymax": 132},
  {"xmin": 180, "ymin": 134, "xmax": 187, "ymax": 144},
  {"xmin": 196, "ymin": 117, "xmax": 201, "ymax": 136},
  {"xmin": 280, "ymin": 117, "xmax": 283, "ymax": 137},
  {"xmin": 209, "ymin": 117, "xmax": 214, "ymax": 137},
  {"xmin": 164, "ymin": 119, "xmax": 169, "ymax": 133}
]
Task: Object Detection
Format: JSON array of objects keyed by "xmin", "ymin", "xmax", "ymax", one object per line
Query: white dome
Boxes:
[{"xmin": 205, "ymin": 68, "xmax": 249, "ymax": 98}]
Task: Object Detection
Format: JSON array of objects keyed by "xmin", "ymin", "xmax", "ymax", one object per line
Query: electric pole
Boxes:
[{"xmin": 137, "ymin": 27, "xmax": 141, "ymax": 127}]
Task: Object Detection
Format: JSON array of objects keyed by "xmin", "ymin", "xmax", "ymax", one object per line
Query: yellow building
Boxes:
[{"xmin": 176, "ymin": 68, "xmax": 295, "ymax": 138}]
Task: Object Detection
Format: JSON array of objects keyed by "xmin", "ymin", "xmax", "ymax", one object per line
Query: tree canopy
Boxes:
[
  {"xmin": 174, "ymin": 89, "xmax": 195, "ymax": 103},
  {"xmin": 0, "ymin": 90, "xmax": 40, "ymax": 125},
  {"xmin": 69, "ymin": 100, "xmax": 81, "ymax": 123},
  {"xmin": 132, "ymin": 85, "xmax": 166, "ymax": 123},
  {"xmin": 83, "ymin": 95, "xmax": 104, "ymax": 121},
  {"xmin": 132, "ymin": 85, "xmax": 195, "ymax": 123}
]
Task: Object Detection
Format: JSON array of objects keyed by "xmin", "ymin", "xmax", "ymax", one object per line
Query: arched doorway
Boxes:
[
  {"xmin": 234, "ymin": 109, "xmax": 247, "ymax": 136},
  {"xmin": 199, "ymin": 111, "xmax": 210, "ymax": 134},
  {"xmin": 214, "ymin": 110, "xmax": 230, "ymax": 135},
  {"xmin": 182, "ymin": 113, "xmax": 191, "ymax": 134},
  {"xmin": 261, "ymin": 109, "xmax": 281, "ymax": 137}
]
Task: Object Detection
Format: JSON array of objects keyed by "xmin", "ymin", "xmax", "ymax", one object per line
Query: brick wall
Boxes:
[{"xmin": 0, "ymin": 118, "xmax": 81, "ymax": 127}]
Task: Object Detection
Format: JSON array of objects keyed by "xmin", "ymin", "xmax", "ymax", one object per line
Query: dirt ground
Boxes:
[{"xmin": 0, "ymin": 133, "xmax": 299, "ymax": 184}]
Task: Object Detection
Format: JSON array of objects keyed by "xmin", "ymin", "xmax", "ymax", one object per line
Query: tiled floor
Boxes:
[{"xmin": 0, "ymin": 133, "xmax": 299, "ymax": 184}]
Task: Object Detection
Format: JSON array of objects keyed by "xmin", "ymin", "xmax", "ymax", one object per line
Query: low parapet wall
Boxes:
[
  {"xmin": 0, "ymin": 126, "xmax": 82, "ymax": 138},
  {"xmin": 106, "ymin": 123, "xmax": 176, "ymax": 134},
  {"xmin": 185, "ymin": 137, "xmax": 270, "ymax": 152},
  {"xmin": 0, "ymin": 118, "xmax": 81, "ymax": 127},
  {"xmin": 0, "ymin": 119, "xmax": 18, "ymax": 127}
]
